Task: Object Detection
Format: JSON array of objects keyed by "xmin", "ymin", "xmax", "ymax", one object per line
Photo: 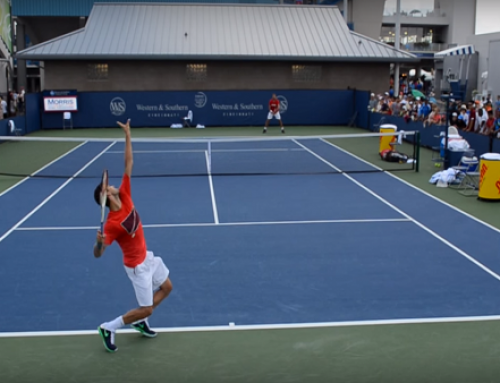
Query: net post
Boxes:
[{"xmin": 415, "ymin": 130, "xmax": 421, "ymax": 172}]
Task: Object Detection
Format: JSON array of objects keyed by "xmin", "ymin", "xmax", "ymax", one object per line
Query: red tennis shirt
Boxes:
[
  {"xmin": 104, "ymin": 174, "xmax": 147, "ymax": 268},
  {"xmin": 269, "ymin": 99, "xmax": 280, "ymax": 113}
]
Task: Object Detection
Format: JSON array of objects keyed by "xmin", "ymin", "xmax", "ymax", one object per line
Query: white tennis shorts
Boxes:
[
  {"xmin": 124, "ymin": 251, "xmax": 169, "ymax": 307},
  {"xmin": 267, "ymin": 111, "xmax": 281, "ymax": 120}
]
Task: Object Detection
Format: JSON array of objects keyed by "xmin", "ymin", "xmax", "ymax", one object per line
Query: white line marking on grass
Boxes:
[
  {"xmin": 0, "ymin": 142, "xmax": 88, "ymax": 198},
  {"xmin": 0, "ymin": 142, "xmax": 117, "ymax": 244},
  {"xmin": 2, "ymin": 315, "xmax": 500, "ymax": 338},
  {"xmin": 15, "ymin": 218, "xmax": 411, "ymax": 231},
  {"xmin": 206, "ymin": 150, "xmax": 219, "ymax": 224},
  {"xmin": 294, "ymin": 139, "xmax": 500, "ymax": 283}
]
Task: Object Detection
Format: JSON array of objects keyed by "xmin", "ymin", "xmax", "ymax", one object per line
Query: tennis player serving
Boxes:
[{"xmin": 93, "ymin": 119, "xmax": 173, "ymax": 353}]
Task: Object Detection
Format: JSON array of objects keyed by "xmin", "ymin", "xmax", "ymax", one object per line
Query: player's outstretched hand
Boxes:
[{"xmin": 117, "ymin": 119, "xmax": 131, "ymax": 135}]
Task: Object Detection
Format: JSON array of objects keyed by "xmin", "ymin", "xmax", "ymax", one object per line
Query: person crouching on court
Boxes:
[{"xmin": 93, "ymin": 118, "xmax": 173, "ymax": 353}]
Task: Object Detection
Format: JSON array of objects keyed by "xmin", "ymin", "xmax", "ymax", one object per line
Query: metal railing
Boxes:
[{"xmin": 383, "ymin": 8, "xmax": 446, "ymax": 17}]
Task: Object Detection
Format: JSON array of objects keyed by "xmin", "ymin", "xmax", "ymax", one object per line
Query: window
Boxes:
[
  {"xmin": 186, "ymin": 64, "xmax": 207, "ymax": 82},
  {"xmin": 87, "ymin": 63, "xmax": 108, "ymax": 81},
  {"xmin": 292, "ymin": 65, "xmax": 321, "ymax": 83}
]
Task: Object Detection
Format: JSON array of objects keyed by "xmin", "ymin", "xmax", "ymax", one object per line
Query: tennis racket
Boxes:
[{"xmin": 100, "ymin": 169, "xmax": 109, "ymax": 233}]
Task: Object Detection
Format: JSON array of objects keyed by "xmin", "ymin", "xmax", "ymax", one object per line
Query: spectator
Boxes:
[
  {"xmin": 17, "ymin": 87, "xmax": 25, "ymax": 115},
  {"xmin": 465, "ymin": 103, "xmax": 476, "ymax": 132},
  {"xmin": 0, "ymin": 96, "xmax": 6, "ymax": 119},
  {"xmin": 482, "ymin": 110, "xmax": 496, "ymax": 136},
  {"xmin": 368, "ymin": 93, "xmax": 378, "ymax": 111},
  {"xmin": 457, "ymin": 105, "xmax": 469, "ymax": 129},
  {"xmin": 418, "ymin": 100, "xmax": 431, "ymax": 121},
  {"xmin": 475, "ymin": 107, "xmax": 487, "ymax": 133},
  {"xmin": 494, "ymin": 110, "xmax": 500, "ymax": 138},
  {"xmin": 450, "ymin": 112, "xmax": 459, "ymax": 128},
  {"xmin": 424, "ymin": 105, "xmax": 441, "ymax": 127},
  {"xmin": 390, "ymin": 96, "xmax": 400, "ymax": 116}
]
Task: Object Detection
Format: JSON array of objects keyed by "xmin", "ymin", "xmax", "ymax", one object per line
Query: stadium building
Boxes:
[
  {"xmin": 15, "ymin": 3, "xmax": 416, "ymax": 93},
  {"xmin": 3, "ymin": 0, "xmax": 500, "ymax": 98}
]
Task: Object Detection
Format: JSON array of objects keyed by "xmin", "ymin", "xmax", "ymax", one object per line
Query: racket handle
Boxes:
[{"xmin": 100, "ymin": 222, "xmax": 104, "ymax": 233}]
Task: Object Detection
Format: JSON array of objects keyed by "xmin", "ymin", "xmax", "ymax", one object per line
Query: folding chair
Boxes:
[
  {"xmin": 63, "ymin": 112, "xmax": 73, "ymax": 129},
  {"xmin": 8, "ymin": 120, "xmax": 22, "ymax": 136}
]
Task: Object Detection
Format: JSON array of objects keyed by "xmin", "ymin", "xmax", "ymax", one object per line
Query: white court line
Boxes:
[
  {"xmin": 320, "ymin": 137, "xmax": 500, "ymax": 235},
  {"xmin": 15, "ymin": 218, "xmax": 411, "ymax": 231},
  {"xmin": 2, "ymin": 314, "xmax": 500, "ymax": 338},
  {"xmin": 106, "ymin": 148, "xmax": 305, "ymax": 154},
  {"xmin": 293, "ymin": 139, "xmax": 500, "ymax": 283},
  {"xmin": 0, "ymin": 142, "xmax": 117, "ymax": 244},
  {"xmin": 205, "ymin": 150, "xmax": 219, "ymax": 224},
  {"xmin": 0, "ymin": 141, "xmax": 88, "ymax": 198}
]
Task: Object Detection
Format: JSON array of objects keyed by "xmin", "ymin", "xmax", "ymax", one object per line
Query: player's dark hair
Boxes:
[{"xmin": 94, "ymin": 183, "xmax": 110, "ymax": 207}]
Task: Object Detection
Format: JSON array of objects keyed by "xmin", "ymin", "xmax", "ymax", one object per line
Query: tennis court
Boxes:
[{"xmin": 2, "ymin": 128, "xmax": 500, "ymax": 383}]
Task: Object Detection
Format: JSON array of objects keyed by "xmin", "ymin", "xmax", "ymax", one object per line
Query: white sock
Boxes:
[{"xmin": 102, "ymin": 316, "xmax": 124, "ymax": 332}]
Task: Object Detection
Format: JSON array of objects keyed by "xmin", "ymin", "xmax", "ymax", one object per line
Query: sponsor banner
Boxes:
[
  {"xmin": 43, "ymin": 96, "xmax": 78, "ymax": 112},
  {"xmin": 41, "ymin": 90, "xmax": 354, "ymax": 129},
  {"xmin": 42, "ymin": 90, "xmax": 78, "ymax": 97}
]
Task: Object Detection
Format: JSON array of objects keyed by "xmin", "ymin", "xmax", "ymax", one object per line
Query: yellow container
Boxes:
[
  {"xmin": 478, "ymin": 153, "xmax": 500, "ymax": 201},
  {"xmin": 379, "ymin": 124, "xmax": 397, "ymax": 153}
]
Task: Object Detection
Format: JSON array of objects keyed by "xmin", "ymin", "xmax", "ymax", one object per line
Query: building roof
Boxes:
[{"xmin": 16, "ymin": 3, "xmax": 418, "ymax": 62}]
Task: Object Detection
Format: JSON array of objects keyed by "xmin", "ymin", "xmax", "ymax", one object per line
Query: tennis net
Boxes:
[{"xmin": 0, "ymin": 131, "xmax": 420, "ymax": 179}]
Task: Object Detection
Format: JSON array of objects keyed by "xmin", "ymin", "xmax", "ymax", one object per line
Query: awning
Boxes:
[{"xmin": 435, "ymin": 45, "xmax": 475, "ymax": 58}]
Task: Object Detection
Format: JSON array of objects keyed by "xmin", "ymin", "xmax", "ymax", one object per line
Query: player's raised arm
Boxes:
[{"xmin": 117, "ymin": 119, "xmax": 133, "ymax": 176}]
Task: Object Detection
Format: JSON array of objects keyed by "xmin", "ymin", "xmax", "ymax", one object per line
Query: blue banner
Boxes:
[
  {"xmin": 40, "ymin": 90, "xmax": 354, "ymax": 129},
  {"xmin": 26, "ymin": 93, "xmax": 41, "ymax": 133},
  {"xmin": 354, "ymin": 90, "xmax": 370, "ymax": 129}
]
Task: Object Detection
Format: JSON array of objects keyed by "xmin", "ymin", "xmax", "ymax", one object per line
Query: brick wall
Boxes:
[{"xmin": 44, "ymin": 60, "xmax": 389, "ymax": 93}]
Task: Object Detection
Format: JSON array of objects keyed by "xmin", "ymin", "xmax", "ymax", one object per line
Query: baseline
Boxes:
[{"xmin": 2, "ymin": 314, "xmax": 500, "ymax": 338}]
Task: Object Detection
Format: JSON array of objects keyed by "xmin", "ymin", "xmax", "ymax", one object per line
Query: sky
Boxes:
[{"xmin": 384, "ymin": 0, "xmax": 500, "ymax": 35}]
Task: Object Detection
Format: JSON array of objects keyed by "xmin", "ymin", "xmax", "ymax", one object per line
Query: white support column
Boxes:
[{"xmin": 394, "ymin": 0, "xmax": 401, "ymax": 95}]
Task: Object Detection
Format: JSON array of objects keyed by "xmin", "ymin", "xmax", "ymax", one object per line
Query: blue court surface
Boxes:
[{"xmin": 1, "ymin": 137, "xmax": 500, "ymax": 334}]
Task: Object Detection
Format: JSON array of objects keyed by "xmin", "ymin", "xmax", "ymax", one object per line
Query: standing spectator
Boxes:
[
  {"xmin": 0, "ymin": 96, "xmax": 6, "ymax": 119},
  {"xmin": 495, "ymin": 95, "xmax": 500, "ymax": 112},
  {"xmin": 493, "ymin": 109, "xmax": 500, "ymax": 138},
  {"xmin": 368, "ymin": 93, "xmax": 378, "ymax": 111},
  {"xmin": 457, "ymin": 105, "xmax": 469, "ymax": 129},
  {"xmin": 418, "ymin": 99, "xmax": 431, "ymax": 121},
  {"xmin": 450, "ymin": 112, "xmax": 459, "ymax": 128},
  {"xmin": 475, "ymin": 108, "xmax": 487, "ymax": 133},
  {"xmin": 17, "ymin": 87, "xmax": 25, "ymax": 115},
  {"xmin": 9, "ymin": 91, "xmax": 17, "ymax": 116},
  {"xmin": 482, "ymin": 110, "xmax": 496, "ymax": 136},
  {"xmin": 465, "ymin": 103, "xmax": 476, "ymax": 132}
]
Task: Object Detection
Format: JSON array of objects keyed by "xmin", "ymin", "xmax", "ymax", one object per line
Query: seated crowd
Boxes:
[{"xmin": 369, "ymin": 93, "xmax": 500, "ymax": 138}]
